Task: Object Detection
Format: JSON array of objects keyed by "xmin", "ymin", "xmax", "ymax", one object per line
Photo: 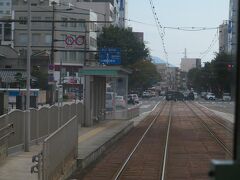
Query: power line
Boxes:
[
  {"xmin": 164, "ymin": 26, "xmax": 219, "ymax": 31},
  {"xmin": 200, "ymin": 29, "xmax": 219, "ymax": 60},
  {"xmin": 124, "ymin": 18, "xmax": 219, "ymax": 31},
  {"xmin": 148, "ymin": 0, "xmax": 168, "ymax": 62}
]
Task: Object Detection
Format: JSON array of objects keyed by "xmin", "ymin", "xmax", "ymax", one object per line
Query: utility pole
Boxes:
[
  {"xmin": 25, "ymin": 0, "xmax": 31, "ymax": 152},
  {"xmin": 50, "ymin": 1, "xmax": 56, "ymax": 105}
]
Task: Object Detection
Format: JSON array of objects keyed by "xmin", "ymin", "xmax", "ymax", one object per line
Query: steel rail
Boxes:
[
  {"xmin": 191, "ymin": 102, "xmax": 233, "ymax": 133},
  {"xmin": 113, "ymin": 101, "xmax": 168, "ymax": 180},
  {"xmin": 185, "ymin": 102, "xmax": 232, "ymax": 156},
  {"xmin": 160, "ymin": 101, "xmax": 172, "ymax": 180}
]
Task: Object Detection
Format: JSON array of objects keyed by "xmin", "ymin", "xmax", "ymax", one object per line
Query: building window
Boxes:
[
  {"xmin": 70, "ymin": 18, "xmax": 77, "ymax": 27},
  {"xmin": 19, "ymin": 16, "xmax": 27, "ymax": 25},
  {"xmin": 61, "ymin": 18, "xmax": 68, "ymax": 27},
  {"xmin": 62, "ymin": 51, "xmax": 68, "ymax": 61},
  {"xmin": 45, "ymin": 34, "xmax": 51, "ymax": 44},
  {"xmin": 78, "ymin": 19, "xmax": 85, "ymax": 31},
  {"xmin": 90, "ymin": 37, "xmax": 96, "ymax": 47},
  {"xmin": 19, "ymin": 33, "xmax": 27, "ymax": 44},
  {"xmin": 69, "ymin": 52, "xmax": 76, "ymax": 61},
  {"xmin": 0, "ymin": 24, "xmax": 2, "ymax": 40},
  {"xmin": 32, "ymin": 33, "xmax": 41, "ymax": 44},
  {"xmin": 32, "ymin": 16, "xmax": 41, "ymax": 25},
  {"xmin": 6, "ymin": 2, "xmax": 10, "ymax": 6},
  {"xmin": 4, "ymin": 23, "xmax": 11, "ymax": 41},
  {"xmin": 0, "ymin": 2, "xmax": 3, "ymax": 6}
]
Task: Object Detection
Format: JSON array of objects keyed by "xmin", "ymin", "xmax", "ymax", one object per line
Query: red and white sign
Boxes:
[
  {"xmin": 65, "ymin": 35, "xmax": 85, "ymax": 48},
  {"xmin": 65, "ymin": 35, "xmax": 75, "ymax": 46},
  {"xmin": 75, "ymin": 35, "xmax": 85, "ymax": 46}
]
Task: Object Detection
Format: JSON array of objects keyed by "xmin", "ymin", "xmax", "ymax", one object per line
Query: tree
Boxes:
[
  {"xmin": 14, "ymin": 72, "xmax": 25, "ymax": 88},
  {"xmin": 187, "ymin": 52, "xmax": 234, "ymax": 96},
  {"xmin": 211, "ymin": 52, "xmax": 234, "ymax": 95},
  {"xmin": 128, "ymin": 60, "xmax": 161, "ymax": 91},
  {"xmin": 97, "ymin": 25, "xmax": 149, "ymax": 67}
]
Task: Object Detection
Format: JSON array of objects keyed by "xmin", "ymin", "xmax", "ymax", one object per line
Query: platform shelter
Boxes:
[{"xmin": 79, "ymin": 66, "xmax": 131, "ymax": 127}]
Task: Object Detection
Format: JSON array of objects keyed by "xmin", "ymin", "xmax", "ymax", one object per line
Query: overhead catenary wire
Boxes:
[
  {"xmin": 124, "ymin": 18, "xmax": 219, "ymax": 31},
  {"xmin": 148, "ymin": 0, "xmax": 168, "ymax": 62},
  {"xmin": 200, "ymin": 29, "xmax": 219, "ymax": 60}
]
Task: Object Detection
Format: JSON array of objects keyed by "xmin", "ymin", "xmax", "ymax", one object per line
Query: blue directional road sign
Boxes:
[{"xmin": 99, "ymin": 48, "xmax": 121, "ymax": 65}]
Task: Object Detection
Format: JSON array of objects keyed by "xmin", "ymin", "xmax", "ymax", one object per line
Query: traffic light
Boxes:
[{"xmin": 227, "ymin": 64, "xmax": 233, "ymax": 71}]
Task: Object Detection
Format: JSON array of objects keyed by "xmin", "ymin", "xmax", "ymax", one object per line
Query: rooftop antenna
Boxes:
[{"xmin": 184, "ymin": 48, "xmax": 187, "ymax": 58}]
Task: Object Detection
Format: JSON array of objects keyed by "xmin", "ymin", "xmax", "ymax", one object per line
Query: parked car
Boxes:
[
  {"xmin": 106, "ymin": 92, "xmax": 115, "ymax": 110},
  {"xmin": 201, "ymin": 92, "xmax": 207, "ymax": 98},
  {"xmin": 128, "ymin": 94, "xmax": 139, "ymax": 104},
  {"xmin": 115, "ymin": 96, "xmax": 126, "ymax": 108},
  {"xmin": 205, "ymin": 93, "xmax": 216, "ymax": 100},
  {"xmin": 222, "ymin": 93, "xmax": 231, "ymax": 101},
  {"xmin": 142, "ymin": 91, "xmax": 150, "ymax": 98}
]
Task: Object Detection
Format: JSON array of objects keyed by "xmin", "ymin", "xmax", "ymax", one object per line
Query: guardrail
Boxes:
[
  {"xmin": 0, "ymin": 102, "xmax": 84, "ymax": 154},
  {"xmin": 41, "ymin": 115, "xmax": 78, "ymax": 180},
  {"xmin": 105, "ymin": 103, "xmax": 141, "ymax": 120}
]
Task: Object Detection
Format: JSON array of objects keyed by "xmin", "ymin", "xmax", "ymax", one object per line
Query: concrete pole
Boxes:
[{"xmin": 25, "ymin": 0, "xmax": 32, "ymax": 152}]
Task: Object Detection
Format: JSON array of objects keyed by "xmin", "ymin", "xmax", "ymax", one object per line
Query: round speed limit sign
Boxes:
[
  {"xmin": 75, "ymin": 35, "xmax": 85, "ymax": 46},
  {"xmin": 65, "ymin": 35, "xmax": 74, "ymax": 46}
]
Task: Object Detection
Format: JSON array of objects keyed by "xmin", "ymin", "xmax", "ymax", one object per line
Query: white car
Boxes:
[
  {"xmin": 106, "ymin": 92, "xmax": 115, "ymax": 110},
  {"xmin": 115, "ymin": 96, "xmax": 126, "ymax": 108},
  {"xmin": 222, "ymin": 93, "xmax": 231, "ymax": 101},
  {"xmin": 142, "ymin": 91, "xmax": 150, "ymax": 98},
  {"xmin": 193, "ymin": 92, "xmax": 198, "ymax": 100},
  {"xmin": 205, "ymin": 93, "xmax": 216, "ymax": 100}
]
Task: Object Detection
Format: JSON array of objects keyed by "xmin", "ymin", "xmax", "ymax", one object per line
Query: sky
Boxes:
[{"xmin": 127, "ymin": 0, "xmax": 229, "ymax": 67}]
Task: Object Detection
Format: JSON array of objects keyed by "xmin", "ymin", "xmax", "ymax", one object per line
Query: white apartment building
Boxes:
[
  {"xmin": 219, "ymin": 21, "xmax": 229, "ymax": 53},
  {"xmin": 79, "ymin": 0, "xmax": 127, "ymax": 28},
  {"xmin": 75, "ymin": 1, "xmax": 115, "ymax": 29},
  {"xmin": 180, "ymin": 58, "xmax": 201, "ymax": 73},
  {"xmin": 228, "ymin": 0, "xmax": 237, "ymax": 55},
  {"xmin": 12, "ymin": 0, "xmax": 99, "ymax": 83}
]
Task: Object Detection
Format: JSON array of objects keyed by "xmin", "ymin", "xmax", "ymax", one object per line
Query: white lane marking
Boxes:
[{"xmin": 140, "ymin": 105, "xmax": 151, "ymax": 109}]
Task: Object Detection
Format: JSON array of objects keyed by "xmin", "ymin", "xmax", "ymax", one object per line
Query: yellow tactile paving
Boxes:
[{"xmin": 78, "ymin": 121, "xmax": 120, "ymax": 143}]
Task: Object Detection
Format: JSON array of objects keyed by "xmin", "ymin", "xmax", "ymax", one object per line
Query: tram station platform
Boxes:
[{"xmin": 0, "ymin": 114, "xmax": 149, "ymax": 180}]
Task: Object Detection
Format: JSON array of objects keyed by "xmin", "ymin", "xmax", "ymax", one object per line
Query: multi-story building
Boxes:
[
  {"xmin": 76, "ymin": 1, "xmax": 115, "ymax": 29},
  {"xmin": 80, "ymin": 0, "xmax": 127, "ymax": 28},
  {"xmin": 133, "ymin": 32, "xmax": 144, "ymax": 43},
  {"xmin": 228, "ymin": 0, "xmax": 237, "ymax": 55},
  {"xmin": 155, "ymin": 63, "xmax": 180, "ymax": 91},
  {"xmin": 12, "ymin": 0, "xmax": 98, "ymax": 79},
  {"xmin": 180, "ymin": 58, "xmax": 201, "ymax": 73},
  {"xmin": 0, "ymin": 0, "xmax": 12, "ymax": 46},
  {"xmin": 219, "ymin": 21, "xmax": 229, "ymax": 53},
  {"xmin": 119, "ymin": 0, "xmax": 127, "ymax": 28}
]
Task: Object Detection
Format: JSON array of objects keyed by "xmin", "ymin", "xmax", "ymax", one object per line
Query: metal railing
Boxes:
[
  {"xmin": 0, "ymin": 102, "xmax": 84, "ymax": 153},
  {"xmin": 41, "ymin": 115, "xmax": 78, "ymax": 180}
]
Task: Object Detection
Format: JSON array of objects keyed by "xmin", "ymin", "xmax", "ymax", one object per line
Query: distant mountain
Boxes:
[{"xmin": 151, "ymin": 56, "xmax": 176, "ymax": 67}]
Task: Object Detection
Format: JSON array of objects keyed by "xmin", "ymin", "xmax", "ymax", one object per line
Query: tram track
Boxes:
[
  {"xmin": 113, "ymin": 101, "xmax": 172, "ymax": 180},
  {"xmin": 185, "ymin": 101, "xmax": 233, "ymax": 157},
  {"xmin": 79, "ymin": 100, "xmax": 232, "ymax": 180},
  {"xmin": 191, "ymin": 102, "xmax": 233, "ymax": 133}
]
